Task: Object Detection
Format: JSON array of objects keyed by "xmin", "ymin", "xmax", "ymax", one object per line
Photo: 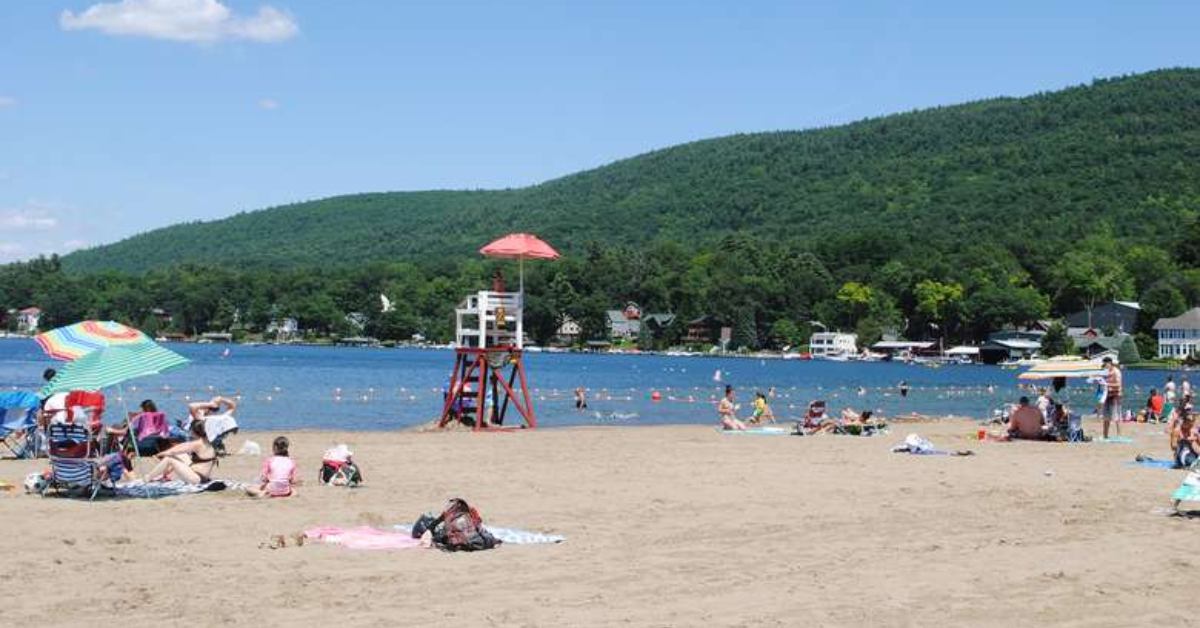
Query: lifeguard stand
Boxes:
[{"xmin": 438, "ymin": 290, "xmax": 537, "ymax": 430}]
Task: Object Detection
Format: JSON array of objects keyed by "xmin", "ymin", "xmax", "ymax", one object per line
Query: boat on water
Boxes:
[{"xmin": 811, "ymin": 351, "xmax": 851, "ymax": 362}]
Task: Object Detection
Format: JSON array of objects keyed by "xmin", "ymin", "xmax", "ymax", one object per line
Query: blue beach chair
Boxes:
[
  {"xmin": 44, "ymin": 422, "xmax": 101, "ymax": 499},
  {"xmin": 0, "ymin": 391, "xmax": 42, "ymax": 459}
]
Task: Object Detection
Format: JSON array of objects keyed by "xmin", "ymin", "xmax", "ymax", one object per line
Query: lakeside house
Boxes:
[
  {"xmin": 1069, "ymin": 327, "xmax": 1132, "ymax": 359},
  {"xmin": 605, "ymin": 303, "xmax": 675, "ymax": 342},
  {"xmin": 1153, "ymin": 307, "xmax": 1200, "ymax": 359},
  {"xmin": 15, "ymin": 307, "xmax": 41, "ymax": 335},
  {"xmin": 979, "ymin": 330, "xmax": 1044, "ymax": 364},
  {"xmin": 1066, "ymin": 301, "xmax": 1140, "ymax": 333},
  {"xmin": 683, "ymin": 315, "xmax": 723, "ymax": 345},
  {"xmin": 555, "ymin": 315, "xmax": 581, "ymax": 345},
  {"xmin": 810, "ymin": 332, "xmax": 857, "ymax": 357},
  {"xmin": 606, "ymin": 303, "xmax": 642, "ymax": 340},
  {"xmin": 268, "ymin": 317, "xmax": 300, "ymax": 342}
]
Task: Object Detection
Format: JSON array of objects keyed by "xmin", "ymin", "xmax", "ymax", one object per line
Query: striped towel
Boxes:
[
  {"xmin": 51, "ymin": 459, "xmax": 94, "ymax": 486},
  {"xmin": 394, "ymin": 524, "xmax": 565, "ymax": 545}
]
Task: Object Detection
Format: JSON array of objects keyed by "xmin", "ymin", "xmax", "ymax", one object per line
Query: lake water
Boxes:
[{"xmin": 0, "ymin": 339, "xmax": 1186, "ymax": 431}]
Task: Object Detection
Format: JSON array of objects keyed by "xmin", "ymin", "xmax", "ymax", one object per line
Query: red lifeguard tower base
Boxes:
[{"xmin": 439, "ymin": 346, "xmax": 536, "ymax": 430}]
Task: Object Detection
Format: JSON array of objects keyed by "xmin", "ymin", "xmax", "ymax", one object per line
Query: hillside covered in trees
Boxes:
[{"xmin": 5, "ymin": 69, "xmax": 1200, "ymax": 353}]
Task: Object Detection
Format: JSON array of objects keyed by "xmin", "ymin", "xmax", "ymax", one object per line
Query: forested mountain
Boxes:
[
  {"xmin": 65, "ymin": 68, "xmax": 1200, "ymax": 276},
  {"xmin": 5, "ymin": 69, "xmax": 1199, "ymax": 352}
]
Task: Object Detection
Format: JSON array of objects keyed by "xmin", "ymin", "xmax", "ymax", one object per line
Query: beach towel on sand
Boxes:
[
  {"xmin": 395, "ymin": 524, "xmax": 565, "ymax": 545},
  {"xmin": 1127, "ymin": 457, "xmax": 1177, "ymax": 469},
  {"xmin": 305, "ymin": 526, "xmax": 422, "ymax": 550},
  {"xmin": 113, "ymin": 480, "xmax": 240, "ymax": 499},
  {"xmin": 1095, "ymin": 436, "xmax": 1135, "ymax": 444},
  {"xmin": 720, "ymin": 427, "xmax": 788, "ymax": 436}
]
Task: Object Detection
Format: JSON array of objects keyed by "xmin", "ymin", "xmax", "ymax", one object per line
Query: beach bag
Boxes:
[
  {"xmin": 319, "ymin": 460, "xmax": 362, "ymax": 485},
  {"xmin": 430, "ymin": 498, "xmax": 499, "ymax": 552}
]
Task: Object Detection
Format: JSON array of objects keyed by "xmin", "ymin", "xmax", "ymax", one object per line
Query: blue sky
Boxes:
[{"xmin": 1, "ymin": 0, "xmax": 1198, "ymax": 262}]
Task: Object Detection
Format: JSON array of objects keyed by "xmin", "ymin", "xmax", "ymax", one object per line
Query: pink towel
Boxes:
[{"xmin": 304, "ymin": 526, "xmax": 422, "ymax": 550}]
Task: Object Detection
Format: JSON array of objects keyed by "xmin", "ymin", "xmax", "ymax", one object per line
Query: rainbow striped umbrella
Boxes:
[
  {"xmin": 34, "ymin": 320, "xmax": 151, "ymax": 361},
  {"xmin": 41, "ymin": 343, "xmax": 189, "ymax": 396}
]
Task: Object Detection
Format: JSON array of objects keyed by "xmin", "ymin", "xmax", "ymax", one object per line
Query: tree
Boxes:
[
  {"xmin": 913, "ymin": 279, "xmax": 964, "ymax": 337},
  {"xmin": 1118, "ymin": 334, "xmax": 1142, "ymax": 364},
  {"xmin": 1139, "ymin": 281, "xmax": 1187, "ymax": 334},
  {"xmin": 835, "ymin": 282, "xmax": 873, "ymax": 327},
  {"xmin": 1040, "ymin": 322, "xmax": 1072, "ymax": 357},
  {"xmin": 769, "ymin": 319, "xmax": 800, "ymax": 349},
  {"xmin": 1050, "ymin": 250, "xmax": 1133, "ymax": 326},
  {"xmin": 731, "ymin": 308, "xmax": 758, "ymax": 351}
]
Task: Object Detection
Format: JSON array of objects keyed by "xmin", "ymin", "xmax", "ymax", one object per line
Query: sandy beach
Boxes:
[{"xmin": 0, "ymin": 419, "xmax": 1192, "ymax": 627}]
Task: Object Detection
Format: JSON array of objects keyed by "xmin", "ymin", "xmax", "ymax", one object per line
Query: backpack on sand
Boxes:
[{"xmin": 411, "ymin": 498, "xmax": 500, "ymax": 552}]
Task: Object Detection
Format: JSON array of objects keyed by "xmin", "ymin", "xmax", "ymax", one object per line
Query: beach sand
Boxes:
[{"xmin": 0, "ymin": 419, "xmax": 1192, "ymax": 627}]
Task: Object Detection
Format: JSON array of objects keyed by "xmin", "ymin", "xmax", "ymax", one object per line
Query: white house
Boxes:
[
  {"xmin": 1154, "ymin": 307, "xmax": 1200, "ymax": 359},
  {"xmin": 809, "ymin": 332, "xmax": 857, "ymax": 357},
  {"xmin": 267, "ymin": 317, "xmax": 300, "ymax": 341},
  {"xmin": 16, "ymin": 307, "xmax": 41, "ymax": 335}
]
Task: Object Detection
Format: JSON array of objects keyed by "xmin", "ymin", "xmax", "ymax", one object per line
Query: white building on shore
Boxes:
[
  {"xmin": 1153, "ymin": 307, "xmax": 1200, "ymax": 359},
  {"xmin": 809, "ymin": 332, "xmax": 857, "ymax": 358}
]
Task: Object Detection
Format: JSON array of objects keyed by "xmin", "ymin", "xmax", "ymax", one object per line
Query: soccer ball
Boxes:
[{"xmin": 23, "ymin": 472, "xmax": 47, "ymax": 494}]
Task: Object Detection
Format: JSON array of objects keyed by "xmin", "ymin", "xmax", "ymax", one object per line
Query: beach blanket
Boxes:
[
  {"xmin": 305, "ymin": 526, "xmax": 422, "ymax": 550},
  {"xmin": 720, "ymin": 427, "xmax": 788, "ymax": 436},
  {"xmin": 1127, "ymin": 457, "xmax": 1177, "ymax": 469},
  {"xmin": 395, "ymin": 524, "xmax": 565, "ymax": 545},
  {"xmin": 1095, "ymin": 437, "xmax": 1135, "ymax": 444},
  {"xmin": 1173, "ymin": 473, "xmax": 1200, "ymax": 502},
  {"xmin": 112, "ymin": 479, "xmax": 238, "ymax": 499}
]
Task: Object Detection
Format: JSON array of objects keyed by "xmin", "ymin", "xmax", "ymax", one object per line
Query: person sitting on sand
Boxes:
[
  {"xmin": 247, "ymin": 436, "xmax": 297, "ymax": 498},
  {"xmin": 145, "ymin": 420, "xmax": 217, "ymax": 485},
  {"xmin": 718, "ymin": 385, "xmax": 746, "ymax": 431},
  {"xmin": 1008, "ymin": 396, "xmax": 1050, "ymax": 441},
  {"xmin": 96, "ymin": 450, "xmax": 135, "ymax": 484},
  {"xmin": 1173, "ymin": 410, "xmax": 1198, "ymax": 469},
  {"xmin": 750, "ymin": 392, "xmax": 775, "ymax": 424},
  {"xmin": 106, "ymin": 399, "xmax": 171, "ymax": 455}
]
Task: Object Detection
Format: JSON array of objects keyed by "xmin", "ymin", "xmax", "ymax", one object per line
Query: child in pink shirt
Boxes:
[{"xmin": 247, "ymin": 436, "xmax": 297, "ymax": 498}]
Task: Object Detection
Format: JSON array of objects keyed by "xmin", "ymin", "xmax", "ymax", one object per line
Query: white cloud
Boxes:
[
  {"xmin": 0, "ymin": 210, "xmax": 58, "ymax": 231},
  {"xmin": 60, "ymin": 0, "xmax": 298, "ymax": 44},
  {"xmin": 257, "ymin": 98, "xmax": 280, "ymax": 110},
  {"xmin": 0, "ymin": 96, "xmax": 16, "ymax": 108}
]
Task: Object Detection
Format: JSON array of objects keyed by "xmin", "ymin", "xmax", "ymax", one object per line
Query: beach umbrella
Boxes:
[
  {"xmin": 41, "ymin": 343, "xmax": 189, "ymax": 396},
  {"xmin": 1017, "ymin": 358, "xmax": 1106, "ymax": 381},
  {"xmin": 35, "ymin": 320, "xmax": 151, "ymax": 361},
  {"xmin": 479, "ymin": 232, "xmax": 561, "ymax": 295}
]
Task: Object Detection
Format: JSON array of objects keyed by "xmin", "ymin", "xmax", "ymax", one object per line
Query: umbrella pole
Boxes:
[{"xmin": 116, "ymin": 382, "xmax": 139, "ymax": 468}]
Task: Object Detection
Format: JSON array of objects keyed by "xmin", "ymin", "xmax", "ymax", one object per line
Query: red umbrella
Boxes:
[
  {"xmin": 479, "ymin": 233, "xmax": 560, "ymax": 294},
  {"xmin": 479, "ymin": 233, "xmax": 560, "ymax": 260}
]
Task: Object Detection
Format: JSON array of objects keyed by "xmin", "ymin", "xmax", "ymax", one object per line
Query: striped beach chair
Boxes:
[
  {"xmin": 0, "ymin": 391, "xmax": 41, "ymax": 458},
  {"xmin": 45, "ymin": 422, "xmax": 101, "ymax": 499}
]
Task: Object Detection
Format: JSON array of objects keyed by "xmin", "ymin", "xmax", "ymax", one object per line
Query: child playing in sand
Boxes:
[
  {"xmin": 247, "ymin": 436, "xmax": 297, "ymax": 498},
  {"xmin": 750, "ymin": 391, "xmax": 775, "ymax": 424}
]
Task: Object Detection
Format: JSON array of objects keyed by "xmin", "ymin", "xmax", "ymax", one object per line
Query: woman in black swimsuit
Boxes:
[{"xmin": 146, "ymin": 420, "xmax": 217, "ymax": 484}]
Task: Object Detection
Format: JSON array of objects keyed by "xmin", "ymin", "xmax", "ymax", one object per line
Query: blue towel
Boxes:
[
  {"xmin": 720, "ymin": 427, "xmax": 788, "ymax": 436},
  {"xmin": 1126, "ymin": 458, "xmax": 1177, "ymax": 469},
  {"xmin": 1095, "ymin": 437, "xmax": 1134, "ymax": 444}
]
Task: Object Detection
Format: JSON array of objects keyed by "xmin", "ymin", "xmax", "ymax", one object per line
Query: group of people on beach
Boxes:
[{"xmin": 25, "ymin": 368, "xmax": 302, "ymax": 498}]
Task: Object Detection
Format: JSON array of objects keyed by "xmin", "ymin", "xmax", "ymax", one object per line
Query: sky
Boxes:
[{"xmin": 1, "ymin": 0, "xmax": 1198, "ymax": 263}]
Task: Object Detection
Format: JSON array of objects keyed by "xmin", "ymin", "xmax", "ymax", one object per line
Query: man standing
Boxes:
[{"xmin": 1102, "ymin": 357, "xmax": 1123, "ymax": 439}]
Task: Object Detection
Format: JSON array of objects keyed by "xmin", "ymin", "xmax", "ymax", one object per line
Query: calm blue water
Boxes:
[{"xmin": 0, "ymin": 338, "xmax": 1187, "ymax": 431}]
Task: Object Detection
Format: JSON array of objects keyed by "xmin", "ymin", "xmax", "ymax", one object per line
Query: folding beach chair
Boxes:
[
  {"xmin": 44, "ymin": 422, "xmax": 101, "ymax": 500},
  {"xmin": 0, "ymin": 391, "xmax": 42, "ymax": 458}
]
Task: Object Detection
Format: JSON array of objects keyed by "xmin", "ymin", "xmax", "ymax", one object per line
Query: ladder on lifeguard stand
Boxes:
[{"xmin": 438, "ymin": 290, "xmax": 537, "ymax": 429}]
